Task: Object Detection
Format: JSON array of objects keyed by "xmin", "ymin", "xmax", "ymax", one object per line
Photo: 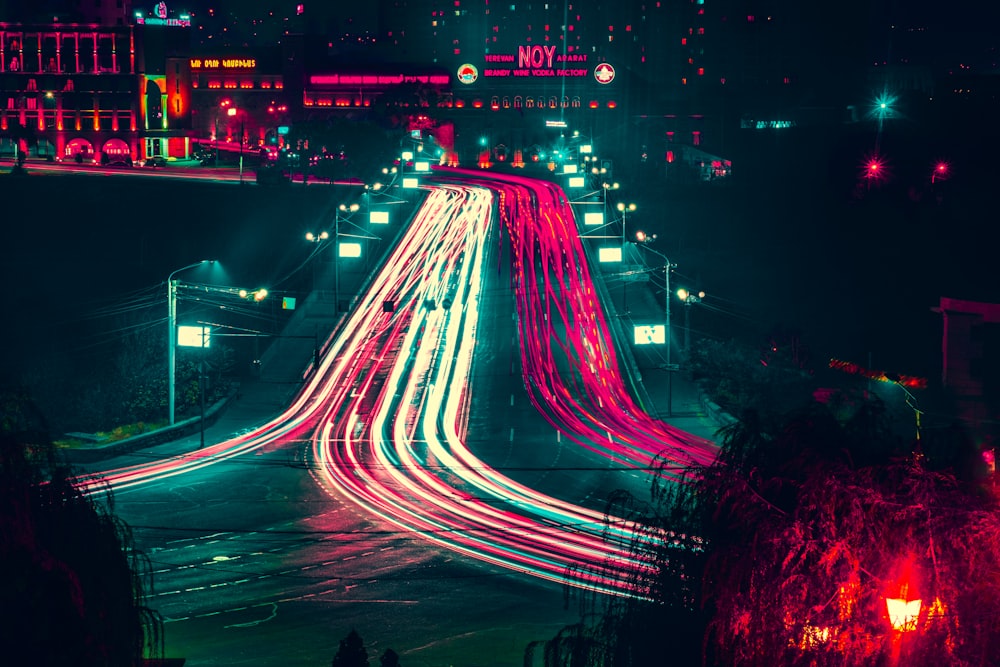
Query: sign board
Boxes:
[
  {"xmin": 583, "ymin": 211, "xmax": 604, "ymax": 226},
  {"xmin": 282, "ymin": 296, "xmax": 296, "ymax": 310},
  {"xmin": 598, "ymin": 247, "xmax": 622, "ymax": 262},
  {"xmin": 633, "ymin": 324, "xmax": 665, "ymax": 345},
  {"xmin": 370, "ymin": 210, "xmax": 390, "ymax": 224},
  {"xmin": 189, "ymin": 58, "xmax": 256, "ymax": 70},
  {"xmin": 339, "ymin": 242, "xmax": 362, "ymax": 258},
  {"xmin": 178, "ymin": 325, "xmax": 211, "ymax": 348}
]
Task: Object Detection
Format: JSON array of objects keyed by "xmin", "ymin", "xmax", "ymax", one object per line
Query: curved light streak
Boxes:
[{"xmin": 81, "ymin": 173, "xmax": 715, "ymax": 597}]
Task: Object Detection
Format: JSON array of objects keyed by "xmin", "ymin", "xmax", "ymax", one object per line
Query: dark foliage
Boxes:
[
  {"xmin": 379, "ymin": 648, "xmax": 401, "ymax": 667},
  {"xmin": 0, "ymin": 389, "xmax": 162, "ymax": 666},
  {"xmin": 331, "ymin": 628, "xmax": 369, "ymax": 667},
  {"xmin": 532, "ymin": 393, "xmax": 1000, "ymax": 666}
]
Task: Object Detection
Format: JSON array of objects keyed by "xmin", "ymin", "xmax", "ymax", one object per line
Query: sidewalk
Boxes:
[
  {"xmin": 588, "ymin": 243, "xmax": 731, "ymax": 444},
  {"xmin": 67, "ymin": 206, "xmax": 725, "ymax": 468}
]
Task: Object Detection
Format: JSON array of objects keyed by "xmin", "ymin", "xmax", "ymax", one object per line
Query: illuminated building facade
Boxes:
[
  {"xmin": 374, "ymin": 0, "xmax": 715, "ymax": 170},
  {"xmin": 0, "ymin": 22, "xmax": 144, "ymax": 162},
  {"xmin": 0, "ymin": 4, "xmax": 197, "ymax": 163},
  {"xmin": 187, "ymin": 54, "xmax": 287, "ymax": 154}
]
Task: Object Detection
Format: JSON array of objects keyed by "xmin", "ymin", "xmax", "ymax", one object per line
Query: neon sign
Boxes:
[
  {"xmin": 190, "ymin": 58, "xmax": 257, "ymax": 70},
  {"xmin": 594, "ymin": 63, "xmax": 616, "ymax": 84},
  {"xmin": 309, "ymin": 74, "xmax": 450, "ymax": 86},
  {"xmin": 480, "ymin": 46, "xmax": 592, "ymax": 78},
  {"xmin": 136, "ymin": 16, "xmax": 191, "ymax": 26}
]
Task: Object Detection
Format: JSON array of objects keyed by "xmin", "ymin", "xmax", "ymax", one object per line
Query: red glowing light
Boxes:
[{"xmin": 932, "ymin": 160, "xmax": 950, "ymax": 183}]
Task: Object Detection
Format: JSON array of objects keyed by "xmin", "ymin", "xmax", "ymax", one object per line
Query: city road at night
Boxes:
[{"xmin": 72, "ymin": 169, "xmax": 717, "ymax": 665}]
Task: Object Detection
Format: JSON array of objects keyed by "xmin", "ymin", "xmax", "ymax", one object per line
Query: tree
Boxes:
[
  {"xmin": 694, "ymin": 398, "xmax": 1000, "ymax": 666},
  {"xmin": 0, "ymin": 388, "xmax": 163, "ymax": 666},
  {"xmin": 331, "ymin": 628, "xmax": 369, "ymax": 667},
  {"xmin": 532, "ymin": 391, "xmax": 1000, "ymax": 667},
  {"xmin": 379, "ymin": 648, "xmax": 401, "ymax": 667}
]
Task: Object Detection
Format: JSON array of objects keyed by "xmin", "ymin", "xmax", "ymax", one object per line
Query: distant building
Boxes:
[
  {"xmin": 0, "ymin": 4, "xmax": 196, "ymax": 163},
  {"xmin": 936, "ymin": 297, "xmax": 1000, "ymax": 439}
]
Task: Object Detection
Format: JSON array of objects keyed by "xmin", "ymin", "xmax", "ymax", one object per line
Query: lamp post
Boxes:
[
  {"xmin": 634, "ymin": 239, "xmax": 676, "ymax": 417},
  {"xmin": 616, "ymin": 202, "xmax": 636, "ymax": 312},
  {"xmin": 616, "ymin": 201, "xmax": 635, "ymax": 248},
  {"xmin": 305, "ymin": 230, "xmax": 329, "ymax": 293},
  {"xmin": 227, "ymin": 106, "xmax": 245, "ymax": 185},
  {"xmin": 168, "ymin": 260, "xmax": 212, "ymax": 426},
  {"xmin": 676, "ymin": 288, "xmax": 705, "ymax": 355},
  {"xmin": 335, "ymin": 203, "xmax": 360, "ymax": 312}
]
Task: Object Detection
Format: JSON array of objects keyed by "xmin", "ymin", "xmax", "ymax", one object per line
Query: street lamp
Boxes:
[
  {"xmin": 168, "ymin": 260, "xmax": 212, "ymax": 426},
  {"xmin": 335, "ymin": 203, "xmax": 360, "ymax": 312},
  {"xmin": 616, "ymin": 201, "xmax": 636, "ymax": 248},
  {"xmin": 676, "ymin": 287, "xmax": 706, "ymax": 355},
  {"xmin": 931, "ymin": 160, "xmax": 950, "ymax": 184},
  {"xmin": 634, "ymin": 239, "xmax": 677, "ymax": 417},
  {"xmin": 227, "ymin": 106, "xmax": 246, "ymax": 184}
]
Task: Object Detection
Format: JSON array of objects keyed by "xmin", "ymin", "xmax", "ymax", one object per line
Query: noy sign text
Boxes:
[
  {"xmin": 482, "ymin": 45, "xmax": 590, "ymax": 78},
  {"xmin": 519, "ymin": 45, "xmax": 556, "ymax": 69}
]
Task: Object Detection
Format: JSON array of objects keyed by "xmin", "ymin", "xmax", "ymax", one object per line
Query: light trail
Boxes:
[{"xmin": 80, "ymin": 172, "xmax": 715, "ymax": 597}]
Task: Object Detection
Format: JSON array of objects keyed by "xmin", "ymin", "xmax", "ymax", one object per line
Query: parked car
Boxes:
[{"xmin": 143, "ymin": 156, "xmax": 167, "ymax": 168}]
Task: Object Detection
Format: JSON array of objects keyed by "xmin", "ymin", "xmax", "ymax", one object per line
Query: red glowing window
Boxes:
[
  {"xmin": 607, "ymin": 100, "xmax": 617, "ymax": 109},
  {"xmin": 589, "ymin": 100, "xmax": 598, "ymax": 108},
  {"xmin": 697, "ymin": 67, "xmax": 704, "ymax": 75},
  {"xmin": 698, "ymin": 27, "xmax": 705, "ymax": 34},
  {"xmin": 626, "ymin": 25, "xmax": 632, "ymax": 31},
  {"xmin": 747, "ymin": 15, "xmax": 755, "ymax": 22},
  {"xmin": 692, "ymin": 130, "xmax": 701, "ymax": 146},
  {"xmin": 681, "ymin": 38, "xmax": 687, "ymax": 44}
]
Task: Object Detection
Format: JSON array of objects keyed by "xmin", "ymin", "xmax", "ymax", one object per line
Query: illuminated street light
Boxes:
[
  {"xmin": 634, "ymin": 238, "xmax": 677, "ymax": 416},
  {"xmin": 334, "ymin": 203, "xmax": 361, "ymax": 312},
  {"xmin": 931, "ymin": 160, "xmax": 950, "ymax": 184},
  {"xmin": 616, "ymin": 201, "xmax": 636, "ymax": 247},
  {"xmin": 227, "ymin": 106, "xmax": 247, "ymax": 184},
  {"xmin": 676, "ymin": 287, "xmax": 706, "ymax": 355},
  {"xmin": 168, "ymin": 260, "xmax": 213, "ymax": 426}
]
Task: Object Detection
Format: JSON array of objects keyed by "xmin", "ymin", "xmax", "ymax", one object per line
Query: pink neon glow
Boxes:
[{"xmin": 80, "ymin": 173, "xmax": 714, "ymax": 596}]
